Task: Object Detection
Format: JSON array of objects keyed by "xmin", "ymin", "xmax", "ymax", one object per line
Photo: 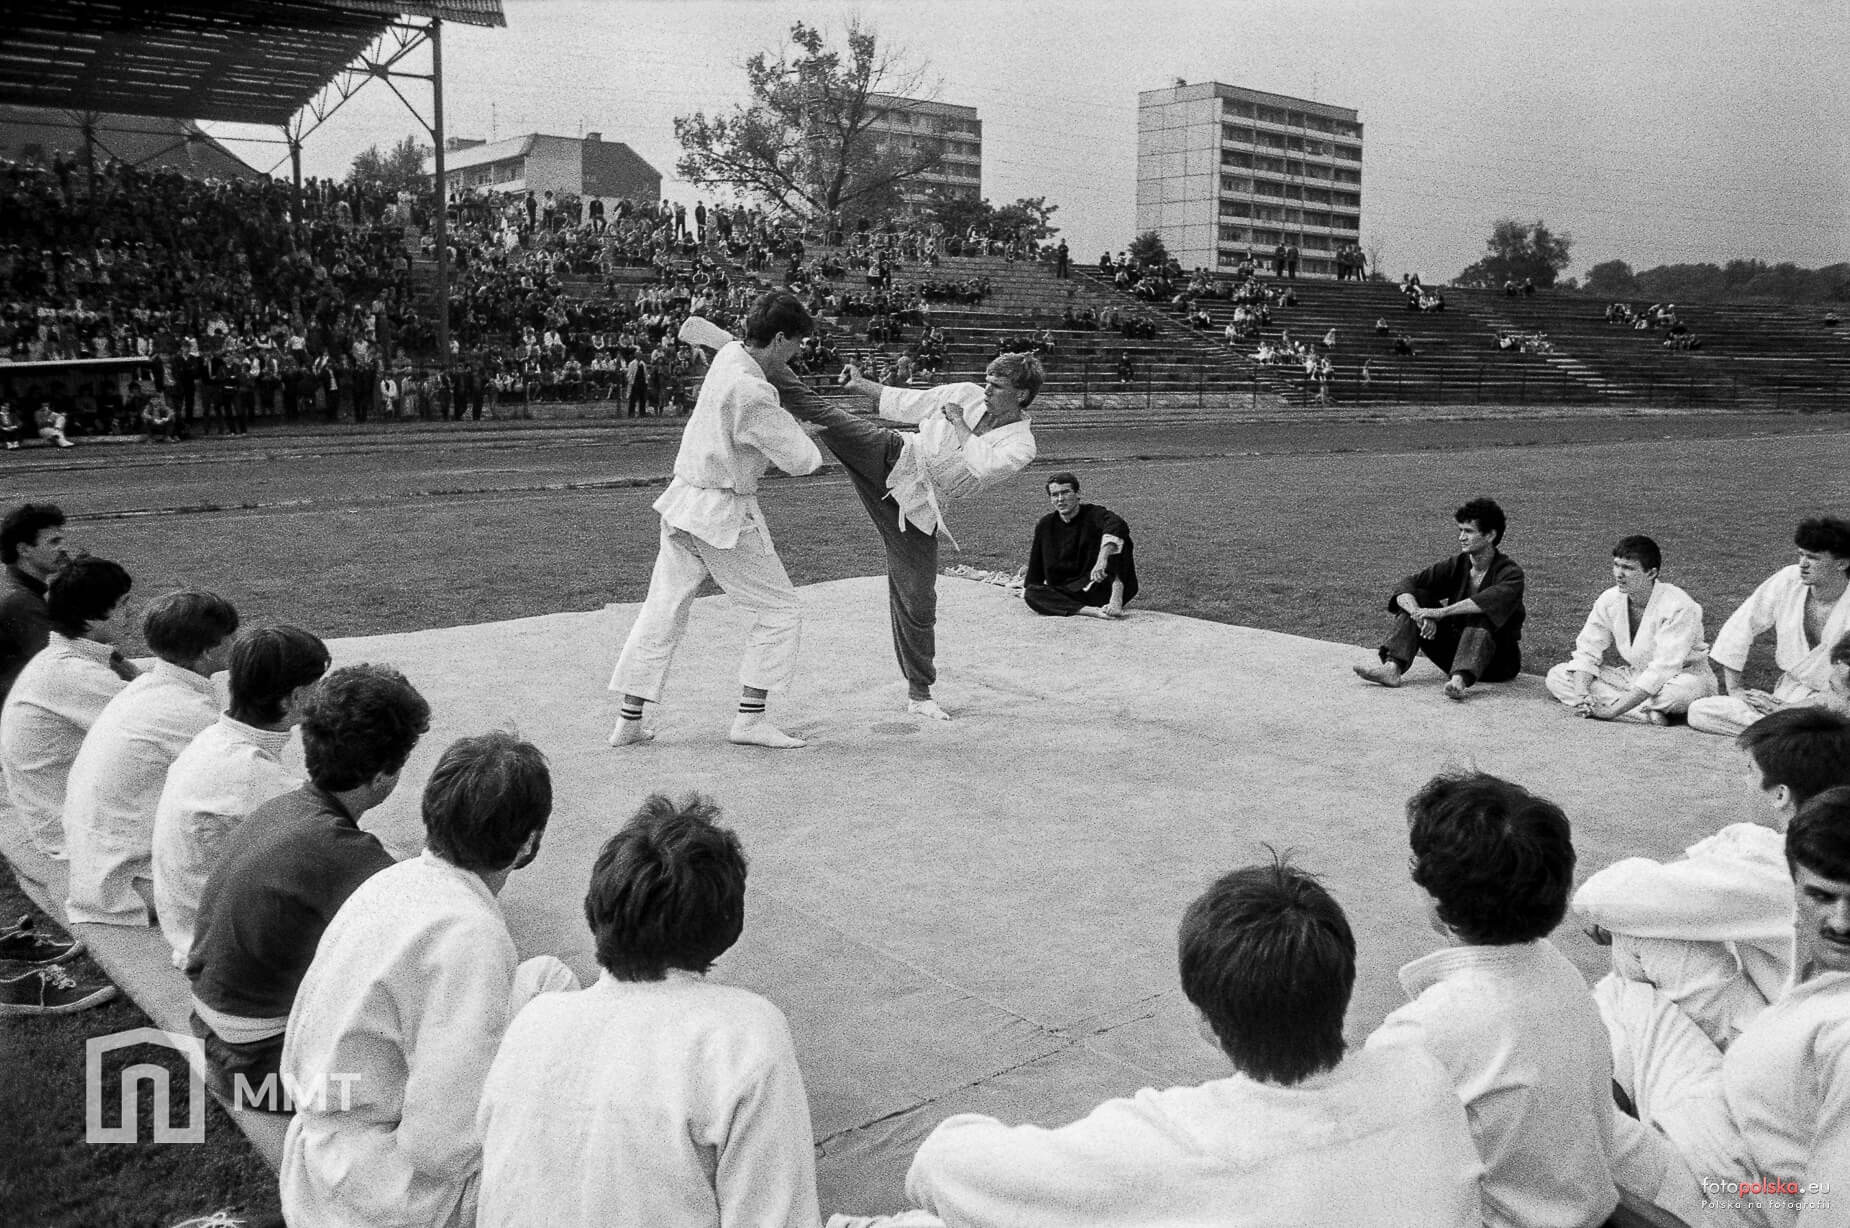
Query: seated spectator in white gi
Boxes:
[
  {"xmin": 1823, "ymin": 632, "xmax": 1850, "ymax": 715},
  {"xmin": 1576, "ymin": 706, "xmax": 1850, "ymax": 1053},
  {"xmin": 151, "ymin": 626, "xmax": 330, "ymax": 967},
  {"xmin": 844, "ymin": 858, "xmax": 1483, "ymax": 1228},
  {"xmin": 63, "ymin": 590, "xmax": 238, "ymax": 926},
  {"xmin": 1544, "ymin": 535, "xmax": 1718, "ymax": 725},
  {"xmin": 1594, "ymin": 786, "xmax": 1850, "ymax": 1228},
  {"xmin": 1689, "ymin": 516, "xmax": 1850, "ymax": 737},
  {"xmin": 282, "ymin": 730, "xmax": 579, "ymax": 1228},
  {"xmin": 1353, "ymin": 498, "xmax": 1525, "ymax": 702},
  {"xmin": 477, "ymin": 792, "xmax": 819, "ymax": 1228},
  {"xmin": 1024, "ymin": 472, "xmax": 1138, "ymax": 619},
  {"xmin": 186, "ymin": 664, "xmax": 430, "ymax": 1110},
  {"xmin": 1, "ymin": 557, "xmax": 138, "ymax": 858},
  {"xmin": 1367, "ymin": 772, "xmax": 1704, "ymax": 1228}
]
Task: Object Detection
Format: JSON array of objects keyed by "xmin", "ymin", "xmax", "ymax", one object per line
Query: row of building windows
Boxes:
[
  {"xmin": 871, "ymin": 111, "xmax": 982, "ymax": 139},
  {"xmin": 1217, "ymin": 227, "xmax": 1344, "ymax": 252},
  {"xmin": 1220, "ymin": 154, "xmax": 1361, "ymax": 185},
  {"xmin": 1219, "ymin": 97, "xmax": 1362, "ymax": 140},
  {"xmin": 1220, "ymin": 183, "xmax": 1360, "ymax": 209},
  {"xmin": 1220, "ymin": 125, "xmax": 1360, "ymax": 161},
  {"xmin": 1217, "ymin": 250, "xmax": 1336, "ymax": 274},
  {"xmin": 1217, "ymin": 207, "xmax": 1358, "ymax": 232}
]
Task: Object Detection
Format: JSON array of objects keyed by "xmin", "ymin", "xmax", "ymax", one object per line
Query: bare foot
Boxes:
[
  {"xmin": 1102, "ymin": 602, "xmax": 1127, "ymax": 619},
  {"xmin": 907, "ymin": 698, "xmax": 953, "ymax": 721},
  {"xmin": 1352, "ymin": 661, "xmax": 1403, "ymax": 688},
  {"xmin": 729, "ymin": 716, "xmax": 807, "ymax": 749},
  {"xmin": 608, "ymin": 720, "xmax": 654, "ymax": 747},
  {"xmin": 1443, "ymin": 676, "xmax": 1470, "ymax": 701}
]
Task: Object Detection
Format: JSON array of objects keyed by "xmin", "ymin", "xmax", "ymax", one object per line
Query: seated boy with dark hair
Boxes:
[
  {"xmin": 476, "ymin": 792, "xmax": 819, "ymax": 1228},
  {"xmin": 839, "ymin": 858, "xmax": 1483, "ymax": 1228},
  {"xmin": 152, "ymin": 625, "xmax": 331, "ymax": 966},
  {"xmin": 63, "ymin": 589, "xmax": 239, "ymax": 925},
  {"xmin": 1, "ymin": 556, "xmax": 137, "ymax": 859},
  {"xmin": 1575, "ymin": 706, "xmax": 1850, "ymax": 1051},
  {"xmin": 282, "ymin": 730, "xmax": 578, "ymax": 1228},
  {"xmin": 186, "ymin": 663, "xmax": 430, "ymax": 1108},
  {"xmin": 1368, "ymin": 771, "xmax": 1704, "ymax": 1227}
]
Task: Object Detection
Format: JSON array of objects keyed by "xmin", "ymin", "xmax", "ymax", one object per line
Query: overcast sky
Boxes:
[{"xmin": 209, "ymin": 0, "xmax": 1849, "ymax": 282}]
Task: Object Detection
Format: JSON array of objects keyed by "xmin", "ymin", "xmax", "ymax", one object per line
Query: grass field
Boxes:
[{"xmin": 3, "ymin": 412, "xmax": 1844, "ymax": 1226}]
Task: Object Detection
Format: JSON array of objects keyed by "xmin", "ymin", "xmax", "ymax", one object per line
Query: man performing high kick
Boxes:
[
  {"xmin": 608, "ymin": 295, "xmax": 823, "ymax": 750},
  {"xmin": 760, "ymin": 350, "xmax": 1040, "ymax": 721}
]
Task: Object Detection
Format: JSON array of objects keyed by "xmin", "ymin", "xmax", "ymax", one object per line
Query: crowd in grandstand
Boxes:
[
  {"xmin": 3, "ymin": 492, "xmax": 1848, "ymax": 1226},
  {"xmin": 1606, "ymin": 301, "xmax": 1705, "ymax": 351}
]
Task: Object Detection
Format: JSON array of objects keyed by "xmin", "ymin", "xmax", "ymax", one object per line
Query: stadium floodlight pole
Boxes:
[{"xmin": 432, "ymin": 16, "xmax": 451, "ymax": 378}]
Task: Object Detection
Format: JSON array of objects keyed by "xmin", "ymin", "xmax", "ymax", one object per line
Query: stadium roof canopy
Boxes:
[{"xmin": 0, "ymin": 1, "xmax": 505, "ymax": 127}]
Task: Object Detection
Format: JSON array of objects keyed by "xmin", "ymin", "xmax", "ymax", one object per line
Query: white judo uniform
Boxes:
[
  {"xmin": 611, "ymin": 340, "xmax": 823, "ymax": 703},
  {"xmin": 1544, "ymin": 580, "xmax": 1717, "ymax": 719},
  {"xmin": 1688, "ymin": 566, "xmax": 1850, "ymax": 736},
  {"xmin": 63, "ymin": 660, "xmax": 218, "ymax": 925},
  {"xmin": 0, "ymin": 632, "xmax": 130, "ymax": 859},
  {"xmin": 280, "ymin": 852, "xmax": 578, "ymax": 1228}
]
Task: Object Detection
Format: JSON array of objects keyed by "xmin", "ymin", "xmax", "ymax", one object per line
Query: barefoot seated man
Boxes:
[
  {"xmin": 609, "ymin": 294, "xmax": 824, "ymax": 750},
  {"xmin": 1354, "ymin": 498, "xmax": 1525, "ymax": 701},
  {"xmin": 1024, "ymin": 472, "xmax": 1137, "ymax": 619},
  {"xmin": 1544, "ymin": 534, "xmax": 1717, "ymax": 725},
  {"xmin": 1687, "ymin": 516, "xmax": 1850, "ymax": 738},
  {"xmin": 757, "ymin": 346, "xmax": 1040, "ymax": 721}
]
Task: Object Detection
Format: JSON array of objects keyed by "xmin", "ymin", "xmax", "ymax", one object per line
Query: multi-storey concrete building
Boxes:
[
  {"xmin": 431, "ymin": 131, "xmax": 660, "ymax": 206},
  {"xmin": 863, "ymin": 94, "xmax": 982, "ymax": 207},
  {"xmin": 1137, "ymin": 82, "xmax": 1363, "ymax": 277}
]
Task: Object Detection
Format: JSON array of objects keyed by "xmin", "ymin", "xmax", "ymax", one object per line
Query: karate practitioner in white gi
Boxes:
[
  {"xmin": 1544, "ymin": 534, "xmax": 1717, "ymax": 724},
  {"xmin": 609, "ymin": 295, "xmax": 823, "ymax": 749},
  {"xmin": 1688, "ymin": 517, "xmax": 1850, "ymax": 737}
]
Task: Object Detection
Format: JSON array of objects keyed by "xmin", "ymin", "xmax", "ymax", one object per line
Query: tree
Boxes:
[
  {"xmin": 921, "ymin": 192, "xmax": 1060, "ymax": 243},
  {"xmin": 674, "ymin": 20, "xmax": 941, "ymax": 223},
  {"xmin": 1128, "ymin": 230, "xmax": 1168, "ymax": 268},
  {"xmin": 1455, "ymin": 218, "xmax": 1573, "ymax": 289},
  {"xmin": 347, "ymin": 135, "xmax": 431, "ymax": 197},
  {"xmin": 992, "ymin": 196, "xmax": 1059, "ymax": 244},
  {"xmin": 1583, "ymin": 259, "xmax": 1636, "ymax": 298}
]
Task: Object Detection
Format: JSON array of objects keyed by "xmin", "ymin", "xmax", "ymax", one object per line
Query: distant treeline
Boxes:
[{"xmin": 1578, "ymin": 259, "xmax": 1849, "ymax": 305}]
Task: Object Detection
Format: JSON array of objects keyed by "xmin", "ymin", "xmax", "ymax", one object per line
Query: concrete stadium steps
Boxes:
[{"xmin": 1442, "ymin": 288, "xmax": 1850, "ymax": 410}]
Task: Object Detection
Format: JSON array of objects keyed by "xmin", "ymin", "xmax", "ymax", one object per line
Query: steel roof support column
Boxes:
[{"xmin": 431, "ymin": 16, "xmax": 451, "ymax": 376}]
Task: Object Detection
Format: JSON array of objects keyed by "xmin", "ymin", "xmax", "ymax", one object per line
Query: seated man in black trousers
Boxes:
[
  {"xmin": 1024, "ymin": 472, "xmax": 1138, "ymax": 619},
  {"xmin": 1353, "ymin": 497, "xmax": 1525, "ymax": 701}
]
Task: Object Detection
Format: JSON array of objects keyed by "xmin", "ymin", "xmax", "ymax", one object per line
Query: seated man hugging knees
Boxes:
[
  {"xmin": 1, "ymin": 556, "xmax": 138, "ymax": 859},
  {"xmin": 476, "ymin": 793, "xmax": 819, "ymax": 1228},
  {"xmin": 1595, "ymin": 787, "xmax": 1850, "ymax": 1228},
  {"xmin": 1354, "ymin": 498, "xmax": 1524, "ymax": 702},
  {"xmin": 836, "ymin": 857, "xmax": 1483, "ymax": 1227},
  {"xmin": 281, "ymin": 731, "xmax": 578, "ymax": 1228},
  {"xmin": 152, "ymin": 626, "xmax": 331, "ymax": 966},
  {"xmin": 1575, "ymin": 706, "xmax": 1850, "ymax": 1052},
  {"xmin": 64, "ymin": 590, "xmax": 239, "ymax": 926},
  {"xmin": 1545, "ymin": 535, "xmax": 1717, "ymax": 724},
  {"xmin": 1024, "ymin": 472, "xmax": 1139, "ymax": 619}
]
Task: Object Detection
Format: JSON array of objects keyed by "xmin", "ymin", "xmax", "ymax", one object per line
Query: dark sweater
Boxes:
[{"xmin": 186, "ymin": 783, "xmax": 394, "ymax": 1022}]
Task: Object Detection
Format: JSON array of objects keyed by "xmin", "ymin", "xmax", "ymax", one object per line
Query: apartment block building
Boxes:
[
  {"xmin": 1137, "ymin": 81, "xmax": 1363, "ymax": 277},
  {"xmin": 864, "ymin": 93, "xmax": 982, "ymax": 207}
]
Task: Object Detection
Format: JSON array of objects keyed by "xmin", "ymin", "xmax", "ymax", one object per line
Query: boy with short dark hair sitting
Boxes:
[
  {"xmin": 1368, "ymin": 771, "xmax": 1703, "ymax": 1227},
  {"xmin": 476, "ymin": 792, "xmax": 819, "ymax": 1228}
]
